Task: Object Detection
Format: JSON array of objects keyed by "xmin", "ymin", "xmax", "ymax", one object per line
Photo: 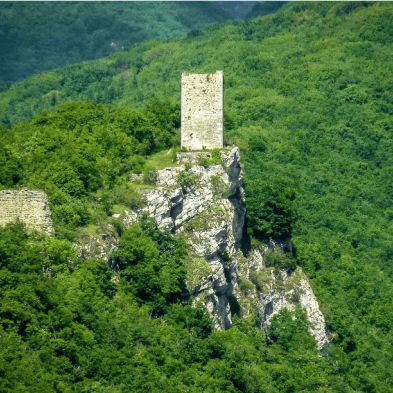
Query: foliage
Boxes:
[
  {"xmin": 264, "ymin": 249, "xmax": 297, "ymax": 271},
  {"xmin": 184, "ymin": 257, "xmax": 212, "ymax": 289},
  {"xmin": 1, "ymin": 1, "xmax": 393, "ymax": 390},
  {"xmin": 0, "ymin": 99, "xmax": 177, "ymax": 236},
  {"xmin": 244, "ymin": 174, "xmax": 298, "ymax": 240},
  {"xmin": 196, "ymin": 154, "xmax": 210, "ymax": 167},
  {"xmin": 142, "ymin": 169, "xmax": 157, "ymax": 185},
  {"xmin": 267, "ymin": 307, "xmax": 317, "ymax": 352},
  {"xmin": 177, "ymin": 170, "xmax": 202, "ymax": 193},
  {"xmin": 211, "ymin": 173, "xmax": 231, "ymax": 199},
  {"xmin": 222, "ymin": 250, "xmax": 232, "ymax": 263},
  {"xmin": 249, "ymin": 268, "xmax": 274, "ymax": 292},
  {"xmin": 209, "ymin": 148, "xmax": 226, "ymax": 167},
  {"xmin": 115, "ymin": 214, "xmax": 189, "ymax": 315},
  {"xmin": 141, "ymin": 97, "xmax": 181, "ymax": 151},
  {"xmin": 0, "ymin": 220, "xmax": 372, "ymax": 392},
  {"xmin": 239, "ymin": 278, "xmax": 256, "ymax": 295}
]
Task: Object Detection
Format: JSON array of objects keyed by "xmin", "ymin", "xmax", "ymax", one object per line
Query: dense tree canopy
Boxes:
[{"xmin": 1, "ymin": 1, "xmax": 393, "ymax": 391}]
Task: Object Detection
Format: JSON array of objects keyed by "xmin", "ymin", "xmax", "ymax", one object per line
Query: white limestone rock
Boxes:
[{"xmin": 78, "ymin": 146, "xmax": 329, "ymax": 350}]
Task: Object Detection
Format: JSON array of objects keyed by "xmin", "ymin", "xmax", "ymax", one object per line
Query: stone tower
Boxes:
[{"xmin": 181, "ymin": 70, "xmax": 224, "ymax": 150}]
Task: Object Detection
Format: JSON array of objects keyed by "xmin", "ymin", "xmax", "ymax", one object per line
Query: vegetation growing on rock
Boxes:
[{"xmin": 1, "ymin": 1, "xmax": 393, "ymax": 391}]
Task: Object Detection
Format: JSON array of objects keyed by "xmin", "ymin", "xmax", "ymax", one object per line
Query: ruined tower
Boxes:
[
  {"xmin": 0, "ymin": 189, "xmax": 54, "ymax": 235},
  {"xmin": 181, "ymin": 70, "xmax": 224, "ymax": 150}
]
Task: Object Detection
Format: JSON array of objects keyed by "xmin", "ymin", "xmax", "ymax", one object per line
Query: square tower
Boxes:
[{"xmin": 181, "ymin": 70, "xmax": 224, "ymax": 150}]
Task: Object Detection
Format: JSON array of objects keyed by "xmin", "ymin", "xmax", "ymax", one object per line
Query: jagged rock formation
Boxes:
[
  {"xmin": 0, "ymin": 154, "xmax": 329, "ymax": 348},
  {"xmin": 76, "ymin": 146, "xmax": 329, "ymax": 349},
  {"xmin": 0, "ymin": 188, "xmax": 54, "ymax": 235},
  {"xmin": 229, "ymin": 247, "xmax": 329, "ymax": 349}
]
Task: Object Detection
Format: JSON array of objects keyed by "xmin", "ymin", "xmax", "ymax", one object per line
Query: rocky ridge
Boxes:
[{"xmin": 77, "ymin": 146, "xmax": 330, "ymax": 349}]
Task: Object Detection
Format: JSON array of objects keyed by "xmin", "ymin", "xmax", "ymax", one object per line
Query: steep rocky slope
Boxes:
[{"xmin": 76, "ymin": 146, "xmax": 329, "ymax": 349}]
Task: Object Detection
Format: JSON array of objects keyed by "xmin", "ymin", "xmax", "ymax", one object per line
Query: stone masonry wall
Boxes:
[
  {"xmin": 176, "ymin": 152, "xmax": 212, "ymax": 164},
  {"xmin": 181, "ymin": 70, "xmax": 224, "ymax": 150},
  {"xmin": 0, "ymin": 189, "xmax": 54, "ymax": 234}
]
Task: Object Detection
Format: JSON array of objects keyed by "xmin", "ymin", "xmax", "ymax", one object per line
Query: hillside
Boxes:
[
  {"xmin": 0, "ymin": 1, "xmax": 236, "ymax": 86},
  {"xmin": 1, "ymin": 1, "xmax": 393, "ymax": 391}
]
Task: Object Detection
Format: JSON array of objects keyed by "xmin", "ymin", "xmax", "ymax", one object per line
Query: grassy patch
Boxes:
[
  {"xmin": 129, "ymin": 182, "xmax": 157, "ymax": 190},
  {"xmin": 184, "ymin": 256, "xmax": 212, "ymax": 290},
  {"xmin": 239, "ymin": 277, "xmax": 256, "ymax": 295},
  {"xmin": 183, "ymin": 205, "xmax": 228, "ymax": 235},
  {"xmin": 112, "ymin": 204, "xmax": 128, "ymax": 214},
  {"xmin": 144, "ymin": 149, "xmax": 182, "ymax": 171},
  {"xmin": 265, "ymin": 249, "xmax": 297, "ymax": 272},
  {"xmin": 78, "ymin": 223, "xmax": 100, "ymax": 237},
  {"xmin": 249, "ymin": 268, "xmax": 274, "ymax": 292}
]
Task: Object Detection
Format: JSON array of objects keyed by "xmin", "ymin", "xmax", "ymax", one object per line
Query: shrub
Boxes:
[
  {"xmin": 170, "ymin": 146, "xmax": 181, "ymax": 163},
  {"xmin": 177, "ymin": 171, "xmax": 202, "ymax": 193},
  {"xmin": 222, "ymin": 250, "xmax": 232, "ymax": 263},
  {"xmin": 185, "ymin": 257, "xmax": 212, "ymax": 289},
  {"xmin": 264, "ymin": 249, "xmax": 297, "ymax": 271},
  {"xmin": 239, "ymin": 278, "xmax": 256, "ymax": 295},
  {"xmin": 197, "ymin": 155, "xmax": 210, "ymax": 167},
  {"xmin": 187, "ymin": 29, "xmax": 201, "ymax": 38},
  {"xmin": 127, "ymin": 154, "xmax": 146, "ymax": 173},
  {"xmin": 112, "ymin": 186, "xmax": 146, "ymax": 210},
  {"xmin": 249, "ymin": 269, "xmax": 262, "ymax": 291},
  {"xmin": 142, "ymin": 170, "xmax": 157, "ymax": 185},
  {"xmin": 211, "ymin": 174, "xmax": 231, "ymax": 199},
  {"xmin": 209, "ymin": 148, "xmax": 225, "ymax": 166},
  {"xmin": 245, "ymin": 175, "xmax": 297, "ymax": 240},
  {"xmin": 109, "ymin": 217, "xmax": 125, "ymax": 237}
]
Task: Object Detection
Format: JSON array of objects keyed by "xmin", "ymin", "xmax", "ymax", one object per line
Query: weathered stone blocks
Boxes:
[
  {"xmin": 176, "ymin": 152, "xmax": 212, "ymax": 164},
  {"xmin": 0, "ymin": 188, "xmax": 54, "ymax": 234},
  {"xmin": 181, "ymin": 70, "xmax": 224, "ymax": 150}
]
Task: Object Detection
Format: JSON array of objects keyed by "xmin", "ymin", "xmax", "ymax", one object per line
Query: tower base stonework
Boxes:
[{"xmin": 181, "ymin": 70, "xmax": 224, "ymax": 150}]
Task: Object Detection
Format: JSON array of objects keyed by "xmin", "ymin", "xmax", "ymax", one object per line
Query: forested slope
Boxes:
[
  {"xmin": 1, "ymin": 1, "xmax": 393, "ymax": 391},
  {"xmin": 0, "ymin": 1, "xmax": 236, "ymax": 86}
]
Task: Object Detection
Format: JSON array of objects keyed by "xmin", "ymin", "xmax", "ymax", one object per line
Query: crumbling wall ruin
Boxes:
[{"xmin": 0, "ymin": 189, "xmax": 54, "ymax": 234}]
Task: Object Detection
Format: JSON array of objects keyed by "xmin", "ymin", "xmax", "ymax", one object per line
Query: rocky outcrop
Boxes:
[
  {"xmin": 80, "ymin": 146, "xmax": 329, "ymax": 349},
  {"xmin": 229, "ymin": 248, "xmax": 329, "ymax": 349}
]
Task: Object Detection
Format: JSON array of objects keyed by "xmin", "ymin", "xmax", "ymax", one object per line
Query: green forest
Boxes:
[
  {"xmin": 1, "ymin": 1, "xmax": 393, "ymax": 391},
  {"xmin": 0, "ymin": 1, "xmax": 237, "ymax": 86}
]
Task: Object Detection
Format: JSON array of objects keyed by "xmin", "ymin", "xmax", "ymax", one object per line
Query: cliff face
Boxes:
[
  {"xmin": 76, "ymin": 146, "xmax": 330, "ymax": 349},
  {"xmin": 0, "ymin": 151, "xmax": 329, "ymax": 348}
]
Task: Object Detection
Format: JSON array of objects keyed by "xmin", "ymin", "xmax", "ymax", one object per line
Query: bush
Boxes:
[
  {"xmin": 222, "ymin": 250, "xmax": 232, "ymax": 262},
  {"xmin": 267, "ymin": 308, "xmax": 317, "ymax": 351},
  {"xmin": 51, "ymin": 198, "xmax": 90, "ymax": 229},
  {"xmin": 209, "ymin": 148, "xmax": 225, "ymax": 166},
  {"xmin": 244, "ymin": 175, "xmax": 297, "ymax": 240},
  {"xmin": 197, "ymin": 155, "xmax": 210, "ymax": 167},
  {"xmin": 127, "ymin": 154, "xmax": 146, "ymax": 173},
  {"xmin": 187, "ymin": 29, "xmax": 201, "ymax": 38},
  {"xmin": 170, "ymin": 146, "xmax": 181, "ymax": 163},
  {"xmin": 239, "ymin": 278, "xmax": 256, "ymax": 295},
  {"xmin": 264, "ymin": 249, "xmax": 297, "ymax": 271},
  {"xmin": 142, "ymin": 170, "xmax": 157, "ymax": 185},
  {"xmin": 185, "ymin": 257, "xmax": 212, "ymax": 289},
  {"xmin": 177, "ymin": 170, "xmax": 202, "ymax": 193},
  {"xmin": 112, "ymin": 186, "xmax": 146, "ymax": 210},
  {"xmin": 211, "ymin": 174, "xmax": 231, "ymax": 199},
  {"xmin": 249, "ymin": 269, "xmax": 263, "ymax": 291},
  {"xmin": 115, "ymin": 217, "xmax": 189, "ymax": 315}
]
